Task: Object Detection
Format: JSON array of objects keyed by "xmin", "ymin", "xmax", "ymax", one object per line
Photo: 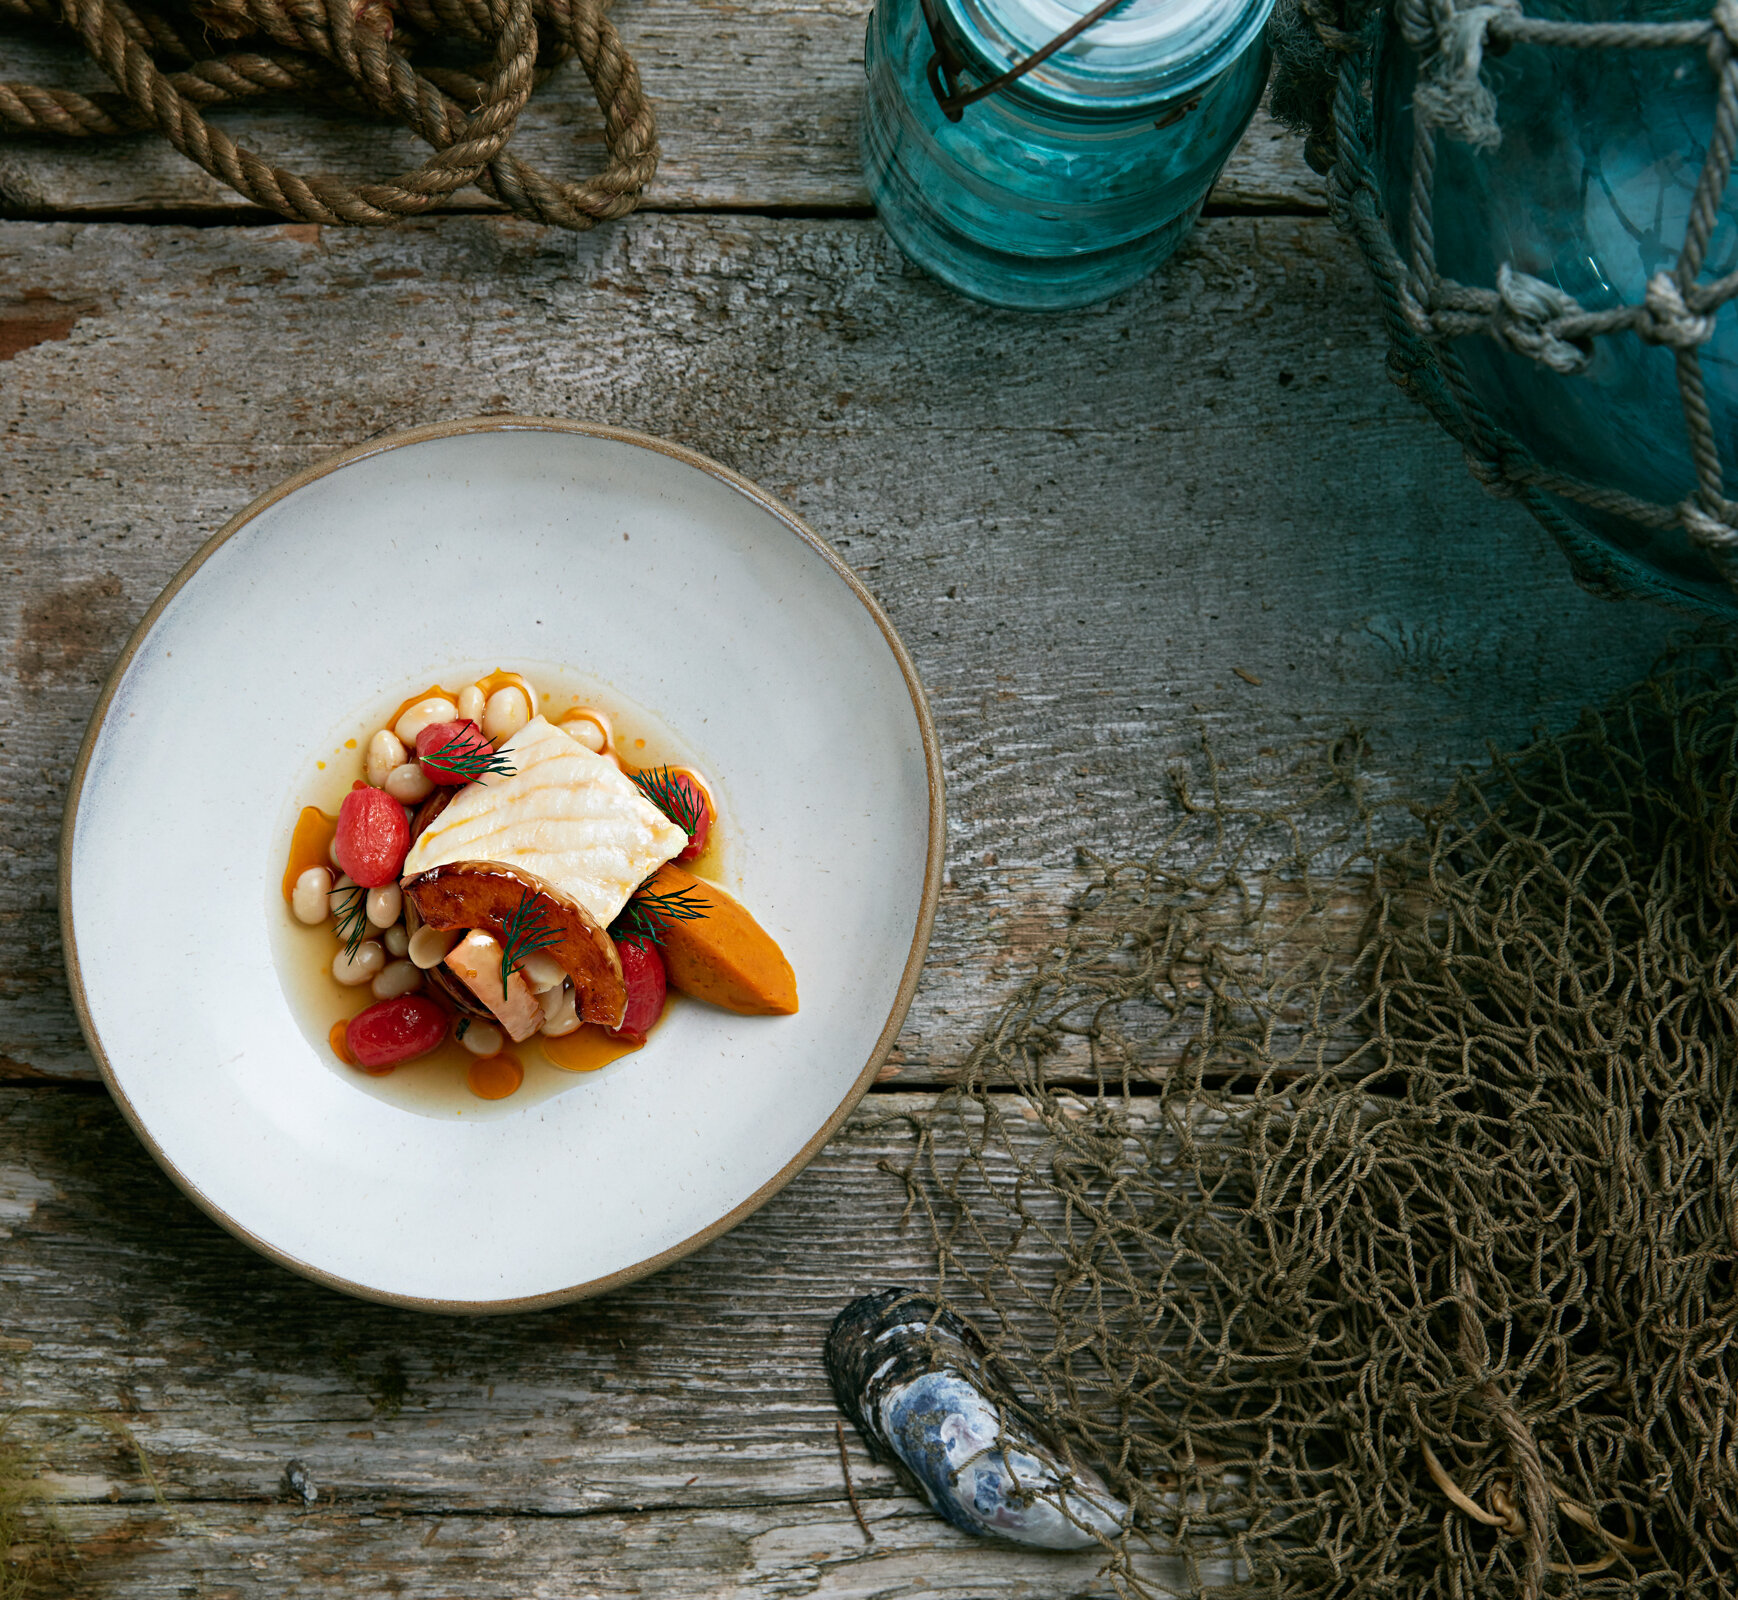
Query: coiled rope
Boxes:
[{"xmin": 0, "ymin": 0, "xmax": 657, "ymax": 228}]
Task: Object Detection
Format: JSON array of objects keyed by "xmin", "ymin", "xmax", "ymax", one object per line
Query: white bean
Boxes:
[
  {"xmin": 333, "ymin": 940, "xmax": 385, "ymax": 986},
  {"xmin": 457, "ymin": 684, "xmax": 486, "ymax": 724},
  {"xmin": 408, "ymin": 924, "xmax": 461, "ymax": 969},
  {"xmin": 560, "ymin": 706, "xmax": 611, "ymax": 752},
  {"xmin": 328, "ymin": 834, "xmax": 344, "ymax": 868},
  {"xmin": 371, "ymin": 959, "xmax": 422, "ymax": 1000},
  {"xmin": 327, "ymin": 874, "xmax": 358, "ymax": 917},
  {"xmin": 292, "ymin": 866, "xmax": 332, "ymax": 925},
  {"xmin": 367, "ymin": 884, "xmax": 402, "ymax": 928},
  {"xmin": 394, "ymin": 696, "xmax": 458, "ymax": 745},
  {"xmin": 384, "ymin": 761, "xmax": 434, "ymax": 804},
  {"xmin": 520, "ymin": 952, "xmax": 566, "ymax": 993},
  {"xmin": 460, "ymin": 1020, "xmax": 505, "ymax": 1056},
  {"xmin": 540, "ymin": 980, "xmax": 580, "ymax": 1037},
  {"xmin": 365, "ymin": 728, "xmax": 407, "ymax": 787},
  {"xmin": 384, "ymin": 924, "xmax": 410, "ymax": 958},
  {"xmin": 482, "ymin": 685, "xmax": 531, "ymax": 743}
]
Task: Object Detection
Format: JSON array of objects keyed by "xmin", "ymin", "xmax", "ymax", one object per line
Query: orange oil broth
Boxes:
[
  {"xmin": 329, "ymin": 1018, "xmax": 357, "ymax": 1066},
  {"xmin": 542, "ymin": 1025, "xmax": 645, "ymax": 1074},
  {"xmin": 467, "ymin": 1052, "xmax": 525, "ymax": 1100},
  {"xmin": 283, "ymin": 806, "xmax": 338, "ymax": 900}
]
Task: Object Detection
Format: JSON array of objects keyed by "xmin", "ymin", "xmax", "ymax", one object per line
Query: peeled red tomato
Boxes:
[
  {"xmin": 612, "ymin": 939, "xmax": 667, "ymax": 1040},
  {"xmin": 333, "ymin": 786, "xmax": 409, "ymax": 887},
  {"xmin": 346, "ymin": 995, "xmax": 449, "ymax": 1071}
]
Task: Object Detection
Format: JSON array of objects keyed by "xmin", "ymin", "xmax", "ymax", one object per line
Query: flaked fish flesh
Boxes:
[{"xmin": 824, "ymin": 1288, "xmax": 1128, "ymax": 1549}]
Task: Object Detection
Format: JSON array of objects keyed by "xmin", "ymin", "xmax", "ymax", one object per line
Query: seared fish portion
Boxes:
[{"xmin": 400, "ymin": 716, "xmax": 688, "ymax": 928}]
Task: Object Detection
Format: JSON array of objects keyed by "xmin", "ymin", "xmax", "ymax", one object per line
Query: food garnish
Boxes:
[
  {"xmin": 610, "ymin": 882, "xmax": 709, "ymax": 950},
  {"xmin": 331, "ymin": 879, "xmax": 372, "ymax": 963},
  {"xmin": 416, "ymin": 720, "xmax": 516, "ymax": 786},
  {"xmin": 632, "ymin": 766, "xmax": 713, "ymax": 860},
  {"xmin": 497, "ymin": 888, "xmax": 564, "ymax": 985}
]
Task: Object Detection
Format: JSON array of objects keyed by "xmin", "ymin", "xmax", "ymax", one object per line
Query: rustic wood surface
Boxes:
[{"xmin": 0, "ymin": 0, "xmax": 1684, "ymax": 1592}]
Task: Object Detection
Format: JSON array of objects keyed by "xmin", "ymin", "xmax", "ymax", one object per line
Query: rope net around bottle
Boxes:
[
  {"xmin": 887, "ymin": 638, "xmax": 1738, "ymax": 1599},
  {"xmin": 0, "ymin": 0, "xmax": 656, "ymax": 227},
  {"xmin": 1265, "ymin": 0, "xmax": 1738, "ymax": 609}
]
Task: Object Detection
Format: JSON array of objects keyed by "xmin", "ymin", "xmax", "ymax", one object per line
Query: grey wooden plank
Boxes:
[
  {"xmin": 0, "ymin": 1, "xmax": 1324, "ymax": 217},
  {"xmin": 0, "ymin": 212, "xmax": 1678, "ymax": 1085},
  {"xmin": 1, "ymin": 1086, "xmax": 1199, "ymax": 1597}
]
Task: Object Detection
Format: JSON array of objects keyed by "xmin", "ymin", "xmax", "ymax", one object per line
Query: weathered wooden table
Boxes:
[{"xmin": 0, "ymin": 5, "xmax": 1684, "ymax": 1593}]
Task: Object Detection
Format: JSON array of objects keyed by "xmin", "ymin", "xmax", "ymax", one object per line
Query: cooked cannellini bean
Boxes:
[
  {"xmin": 328, "ymin": 835, "xmax": 345, "ymax": 868},
  {"xmin": 560, "ymin": 706, "xmax": 611, "ymax": 753},
  {"xmin": 365, "ymin": 728, "xmax": 407, "ymax": 787},
  {"xmin": 371, "ymin": 959, "xmax": 423, "ymax": 1000},
  {"xmin": 367, "ymin": 884, "xmax": 402, "ymax": 928},
  {"xmin": 520, "ymin": 952, "xmax": 566, "ymax": 993},
  {"xmin": 394, "ymin": 696, "xmax": 458, "ymax": 745},
  {"xmin": 457, "ymin": 684, "xmax": 486, "ymax": 724},
  {"xmin": 383, "ymin": 923, "xmax": 410, "ymax": 958},
  {"xmin": 482, "ymin": 685, "xmax": 531, "ymax": 743},
  {"xmin": 460, "ymin": 1020, "xmax": 505, "ymax": 1056},
  {"xmin": 384, "ymin": 761, "xmax": 434, "ymax": 804},
  {"xmin": 292, "ymin": 866, "xmax": 332, "ymax": 925},
  {"xmin": 327, "ymin": 873, "xmax": 358, "ymax": 916},
  {"xmin": 408, "ymin": 924, "xmax": 461, "ymax": 969},
  {"xmin": 540, "ymin": 980, "xmax": 580, "ymax": 1037},
  {"xmin": 333, "ymin": 940, "xmax": 386, "ymax": 985}
]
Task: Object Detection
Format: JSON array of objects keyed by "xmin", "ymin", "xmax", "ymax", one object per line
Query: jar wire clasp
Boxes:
[{"xmin": 918, "ymin": 0, "xmax": 1136, "ymax": 119}]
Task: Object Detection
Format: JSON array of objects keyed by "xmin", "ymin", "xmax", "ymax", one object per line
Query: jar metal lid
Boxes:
[{"xmin": 941, "ymin": 0, "xmax": 1273, "ymax": 109}]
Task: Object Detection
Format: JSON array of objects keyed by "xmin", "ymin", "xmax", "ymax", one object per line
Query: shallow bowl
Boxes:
[{"xmin": 62, "ymin": 417, "xmax": 943, "ymax": 1311}]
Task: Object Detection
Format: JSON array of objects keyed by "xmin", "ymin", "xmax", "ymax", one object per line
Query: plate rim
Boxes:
[{"xmin": 58, "ymin": 415, "xmax": 947, "ymax": 1313}]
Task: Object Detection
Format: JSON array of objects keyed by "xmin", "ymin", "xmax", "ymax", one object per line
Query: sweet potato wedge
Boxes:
[
  {"xmin": 403, "ymin": 861, "xmax": 627, "ymax": 1029},
  {"xmin": 645, "ymin": 863, "xmax": 797, "ymax": 1016}
]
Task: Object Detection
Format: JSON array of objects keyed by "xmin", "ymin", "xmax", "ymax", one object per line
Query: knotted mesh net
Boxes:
[
  {"xmin": 888, "ymin": 640, "xmax": 1738, "ymax": 1598},
  {"xmin": 1269, "ymin": 0, "xmax": 1738, "ymax": 612}
]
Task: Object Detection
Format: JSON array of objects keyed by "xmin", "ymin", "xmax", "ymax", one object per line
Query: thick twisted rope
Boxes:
[{"xmin": 0, "ymin": 0, "xmax": 657, "ymax": 228}]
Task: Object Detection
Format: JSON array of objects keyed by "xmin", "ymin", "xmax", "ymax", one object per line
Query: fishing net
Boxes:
[{"xmin": 887, "ymin": 638, "xmax": 1738, "ymax": 1598}]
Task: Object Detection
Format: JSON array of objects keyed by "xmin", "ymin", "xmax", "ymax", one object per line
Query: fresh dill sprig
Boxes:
[
  {"xmin": 632, "ymin": 765, "xmax": 706, "ymax": 836},
  {"xmin": 611, "ymin": 883, "xmax": 709, "ymax": 950},
  {"xmin": 332, "ymin": 882, "xmax": 371, "ymax": 962},
  {"xmin": 498, "ymin": 889, "xmax": 563, "ymax": 985},
  {"xmin": 425, "ymin": 725, "xmax": 517, "ymax": 785}
]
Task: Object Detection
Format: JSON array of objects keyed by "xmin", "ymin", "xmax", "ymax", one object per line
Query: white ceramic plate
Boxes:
[{"xmin": 62, "ymin": 418, "xmax": 943, "ymax": 1311}]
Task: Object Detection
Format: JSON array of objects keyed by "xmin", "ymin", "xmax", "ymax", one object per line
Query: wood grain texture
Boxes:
[
  {"xmin": 0, "ymin": 1087, "xmax": 1200, "ymax": 1597},
  {"xmin": 0, "ymin": 211, "xmax": 1678, "ymax": 1083},
  {"xmin": 0, "ymin": 1, "xmax": 1325, "ymax": 217}
]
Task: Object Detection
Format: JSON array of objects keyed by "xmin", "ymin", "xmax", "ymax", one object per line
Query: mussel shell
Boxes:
[{"xmin": 825, "ymin": 1288, "xmax": 1127, "ymax": 1550}]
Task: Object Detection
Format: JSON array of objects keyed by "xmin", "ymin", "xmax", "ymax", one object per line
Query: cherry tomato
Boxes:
[
  {"xmin": 345, "ymin": 995, "xmax": 449, "ymax": 1071},
  {"xmin": 333, "ymin": 786, "xmax": 409, "ymax": 887},
  {"xmin": 671, "ymin": 770, "xmax": 713, "ymax": 862},
  {"xmin": 416, "ymin": 719, "xmax": 496, "ymax": 786},
  {"xmin": 611, "ymin": 938, "xmax": 667, "ymax": 1040}
]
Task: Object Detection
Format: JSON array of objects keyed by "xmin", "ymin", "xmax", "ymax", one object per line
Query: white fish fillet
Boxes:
[{"xmin": 401, "ymin": 716, "xmax": 688, "ymax": 928}]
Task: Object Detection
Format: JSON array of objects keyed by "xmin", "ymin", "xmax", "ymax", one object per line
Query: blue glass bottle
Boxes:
[
  {"xmin": 1373, "ymin": 0, "xmax": 1738, "ymax": 614},
  {"xmin": 862, "ymin": 0, "xmax": 1275, "ymax": 311}
]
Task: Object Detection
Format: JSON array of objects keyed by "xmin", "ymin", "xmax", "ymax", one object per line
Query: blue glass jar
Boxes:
[
  {"xmin": 862, "ymin": 0, "xmax": 1275, "ymax": 310},
  {"xmin": 1373, "ymin": 0, "xmax": 1738, "ymax": 614}
]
